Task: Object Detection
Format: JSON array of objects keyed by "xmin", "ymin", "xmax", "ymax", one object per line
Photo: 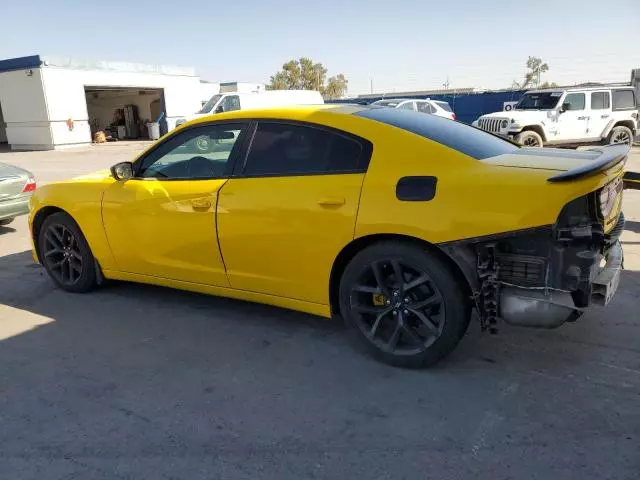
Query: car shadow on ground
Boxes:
[
  {"xmin": 0, "ymin": 224, "xmax": 17, "ymax": 235},
  {"xmin": 1, "ymin": 249, "xmax": 639, "ymax": 478}
]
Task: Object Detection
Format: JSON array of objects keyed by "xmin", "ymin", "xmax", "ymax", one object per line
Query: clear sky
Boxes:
[{"xmin": 1, "ymin": 0, "xmax": 638, "ymax": 95}]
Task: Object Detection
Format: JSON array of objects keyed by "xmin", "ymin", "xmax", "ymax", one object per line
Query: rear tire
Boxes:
[
  {"xmin": 515, "ymin": 130, "xmax": 543, "ymax": 147},
  {"xmin": 608, "ymin": 125, "xmax": 633, "ymax": 145},
  {"xmin": 0, "ymin": 218, "xmax": 14, "ymax": 226},
  {"xmin": 38, "ymin": 212, "xmax": 97, "ymax": 293},
  {"xmin": 338, "ymin": 241, "xmax": 471, "ymax": 368}
]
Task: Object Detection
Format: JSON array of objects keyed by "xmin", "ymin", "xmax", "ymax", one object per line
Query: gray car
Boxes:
[{"xmin": 0, "ymin": 162, "xmax": 36, "ymax": 226}]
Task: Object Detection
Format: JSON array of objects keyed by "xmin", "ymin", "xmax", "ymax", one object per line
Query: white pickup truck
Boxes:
[{"xmin": 473, "ymin": 86, "xmax": 638, "ymax": 147}]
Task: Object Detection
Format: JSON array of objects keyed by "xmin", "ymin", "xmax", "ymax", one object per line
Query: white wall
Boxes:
[
  {"xmin": 0, "ymin": 69, "xmax": 53, "ymax": 149},
  {"xmin": 0, "ymin": 103, "xmax": 6, "ymax": 143},
  {"xmin": 40, "ymin": 67, "xmax": 201, "ymax": 147}
]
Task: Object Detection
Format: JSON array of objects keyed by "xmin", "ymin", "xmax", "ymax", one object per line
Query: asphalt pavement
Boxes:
[{"xmin": 1, "ymin": 142, "xmax": 639, "ymax": 480}]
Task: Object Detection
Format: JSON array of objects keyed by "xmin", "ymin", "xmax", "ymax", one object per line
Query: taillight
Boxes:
[{"xmin": 22, "ymin": 177, "xmax": 36, "ymax": 193}]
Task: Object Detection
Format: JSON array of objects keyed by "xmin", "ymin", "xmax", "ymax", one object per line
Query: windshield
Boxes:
[
  {"xmin": 435, "ymin": 101, "xmax": 453, "ymax": 112},
  {"xmin": 198, "ymin": 94, "xmax": 223, "ymax": 114},
  {"xmin": 515, "ymin": 92, "xmax": 562, "ymax": 110},
  {"xmin": 372, "ymin": 100, "xmax": 401, "ymax": 108}
]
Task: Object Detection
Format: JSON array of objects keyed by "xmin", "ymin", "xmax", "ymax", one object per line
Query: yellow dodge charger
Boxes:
[{"xmin": 29, "ymin": 105, "xmax": 627, "ymax": 368}]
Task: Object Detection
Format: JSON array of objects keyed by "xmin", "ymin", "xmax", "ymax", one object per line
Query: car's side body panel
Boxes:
[
  {"xmin": 29, "ymin": 171, "xmax": 117, "ymax": 269},
  {"xmin": 102, "ymin": 178, "xmax": 230, "ymax": 287},
  {"xmin": 103, "ymin": 269, "xmax": 331, "ymax": 317},
  {"xmin": 217, "ymin": 172, "xmax": 365, "ymax": 305}
]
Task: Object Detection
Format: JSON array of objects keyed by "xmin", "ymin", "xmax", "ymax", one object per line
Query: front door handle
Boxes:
[
  {"xmin": 318, "ymin": 196, "xmax": 345, "ymax": 207},
  {"xmin": 577, "ymin": 116, "xmax": 589, "ymax": 120},
  {"xmin": 601, "ymin": 114, "xmax": 610, "ymax": 119},
  {"xmin": 191, "ymin": 198, "xmax": 212, "ymax": 209}
]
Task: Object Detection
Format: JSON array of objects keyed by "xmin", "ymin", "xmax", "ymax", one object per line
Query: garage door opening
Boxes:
[{"xmin": 84, "ymin": 86, "xmax": 165, "ymax": 142}]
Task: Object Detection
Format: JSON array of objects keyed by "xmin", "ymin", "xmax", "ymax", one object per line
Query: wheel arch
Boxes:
[
  {"xmin": 328, "ymin": 233, "xmax": 477, "ymax": 315},
  {"xmin": 32, "ymin": 206, "xmax": 67, "ymax": 262},
  {"xmin": 520, "ymin": 124, "xmax": 547, "ymax": 143},
  {"xmin": 611, "ymin": 120, "xmax": 636, "ymax": 134}
]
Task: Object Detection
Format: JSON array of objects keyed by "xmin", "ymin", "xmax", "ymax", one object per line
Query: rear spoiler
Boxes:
[{"xmin": 547, "ymin": 144, "xmax": 629, "ymax": 183}]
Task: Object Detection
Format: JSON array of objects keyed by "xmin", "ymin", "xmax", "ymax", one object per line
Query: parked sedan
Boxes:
[
  {"xmin": 371, "ymin": 98, "xmax": 456, "ymax": 120},
  {"xmin": 0, "ymin": 163, "xmax": 36, "ymax": 226},
  {"xmin": 29, "ymin": 105, "xmax": 626, "ymax": 368}
]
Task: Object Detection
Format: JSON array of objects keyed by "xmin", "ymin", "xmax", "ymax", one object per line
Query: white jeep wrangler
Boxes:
[{"xmin": 473, "ymin": 86, "xmax": 638, "ymax": 147}]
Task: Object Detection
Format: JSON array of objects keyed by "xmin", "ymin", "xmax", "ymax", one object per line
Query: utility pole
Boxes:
[
  {"xmin": 370, "ymin": 78, "xmax": 373, "ymax": 94},
  {"xmin": 443, "ymin": 76, "xmax": 450, "ymax": 90}
]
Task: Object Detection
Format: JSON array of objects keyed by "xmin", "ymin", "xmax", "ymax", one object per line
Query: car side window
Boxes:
[
  {"xmin": 242, "ymin": 122, "xmax": 371, "ymax": 176},
  {"xmin": 590, "ymin": 92, "xmax": 610, "ymax": 110},
  {"xmin": 222, "ymin": 95, "xmax": 241, "ymax": 112},
  {"xmin": 416, "ymin": 102, "xmax": 433, "ymax": 114},
  {"xmin": 612, "ymin": 90, "xmax": 636, "ymax": 110},
  {"xmin": 399, "ymin": 101, "xmax": 415, "ymax": 111},
  {"xmin": 563, "ymin": 93, "xmax": 585, "ymax": 111},
  {"xmin": 137, "ymin": 123, "xmax": 247, "ymax": 179}
]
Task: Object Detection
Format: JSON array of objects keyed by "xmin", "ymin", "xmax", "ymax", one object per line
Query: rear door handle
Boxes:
[
  {"xmin": 318, "ymin": 196, "xmax": 345, "ymax": 207},
  {"xmin": 191, "ymin": 198, "xmax": 212, "ymax": 209}
]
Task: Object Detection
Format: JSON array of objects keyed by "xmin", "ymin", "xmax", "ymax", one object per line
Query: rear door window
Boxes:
[
  {"xmin": 242, "ymin": 122, "xmax": 372, "ymax": 176},
  {"xmin": 590, "ymin": 92, "xmax": 610, "ymax": 110}
]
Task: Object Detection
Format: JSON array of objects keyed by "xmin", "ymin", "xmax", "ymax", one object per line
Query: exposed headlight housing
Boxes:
[{"xmin": 501, "ymin": 120, "xmax": 509, "ymax": 128}]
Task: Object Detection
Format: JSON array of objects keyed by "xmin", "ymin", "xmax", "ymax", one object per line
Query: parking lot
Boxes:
[{"xmin": 1, "ymin": 142, "xmax": 639, "ymax": 479}]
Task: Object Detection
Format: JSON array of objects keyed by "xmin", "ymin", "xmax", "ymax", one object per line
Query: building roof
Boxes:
[{"xmin": 0, "ymin": 55, "xmax": 196, "ymax": 76}]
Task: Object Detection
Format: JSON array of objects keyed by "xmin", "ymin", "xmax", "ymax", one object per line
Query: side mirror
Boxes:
[
  {"xmin": 111, "ymin": 162, "xmax": 134, "ymax": 180},
  {"xmin": 215, "ymin": 105, "xmax": 224, "ymax": 114},
  {"xmin": 560, "ymin": 103, "xmax": 570, "ymax": 113}
]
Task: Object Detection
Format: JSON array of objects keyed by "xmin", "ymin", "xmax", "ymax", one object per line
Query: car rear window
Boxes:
[
  {"xmin": 355, "ymin": 107, "xmax": 518, "ymax": 160},
  {"xmin": 435, "ymin": 101, "xmax": 453, "ymax": 112}
]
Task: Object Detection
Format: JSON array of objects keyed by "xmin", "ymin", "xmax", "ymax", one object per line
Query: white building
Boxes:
[{"xmin": 0, "ymin": 55, "xmax": 203, "ymax": 150}]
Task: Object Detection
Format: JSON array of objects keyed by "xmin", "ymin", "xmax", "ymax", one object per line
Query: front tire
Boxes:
[
  {"xmin": 608, "ymin": 125, "xmax": 633, "ymax": 145},
  {"xmin": 38, "ymin": 212, "xmax": 97, "ymax": 293},
  {"xmin": 339, "ymin": 241, "xmax": 471, "ymax": 368},
  {"xmin": 515, "ymin": 130, "xmax": 543, "ymax": 147}
]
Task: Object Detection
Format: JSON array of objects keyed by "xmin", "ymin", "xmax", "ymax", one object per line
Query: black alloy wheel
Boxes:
[
  {"xmin": 42, "ymin": 223, "xmax": 83, "ymax": 286},
  {"xmin": 349, "ymin": 259, "xmax": 445, "ymax": 355},
  {"xmin": 339, "ymin": 242, "xmax": 470, "ymax": 368},
  {"xmin": 39, "ymin": 212, "xmax": 97, "ymax": 293}
]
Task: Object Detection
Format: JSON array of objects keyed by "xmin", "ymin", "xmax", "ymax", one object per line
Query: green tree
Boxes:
[
  {"xmin": 268, "ymin": 58, "xmax": 348, "ymax": 99},
  {"xmin": 521, "ymin": 56, "xmax": 549, "ymax": 88}
]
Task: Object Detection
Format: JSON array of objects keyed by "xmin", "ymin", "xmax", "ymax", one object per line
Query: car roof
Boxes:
[
  {"xmin": 182, "ymin": 104, "xmax": 365, "ymax": 127},
  {"xmin": 526, "ymin": 85, "xmax": 633, "ymax": 94}
]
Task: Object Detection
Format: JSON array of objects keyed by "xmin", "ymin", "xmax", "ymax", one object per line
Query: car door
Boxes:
[
  {"xmin": 102, "ymin": 122, "xmax": 249, "ymax": 286},
  {"xmin": 216, "ymin": 120, "xmax": 372, "ymax": 305},
  {"xmin": 556, "ymin": 92, "xmax": 588, "ymax": 141},
  {"xmin": 586, "ymin": 91, "xmax": 612, "ymax": 140}
]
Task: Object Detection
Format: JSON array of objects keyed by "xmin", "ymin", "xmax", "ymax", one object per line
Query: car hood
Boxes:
[
  {"xmin": 483, "ymin": 147, "xmax": 619, "ymax": 173},
  {"xmin": 481, "ymin": 110, "xmax": 547, "ymax": 122}
]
